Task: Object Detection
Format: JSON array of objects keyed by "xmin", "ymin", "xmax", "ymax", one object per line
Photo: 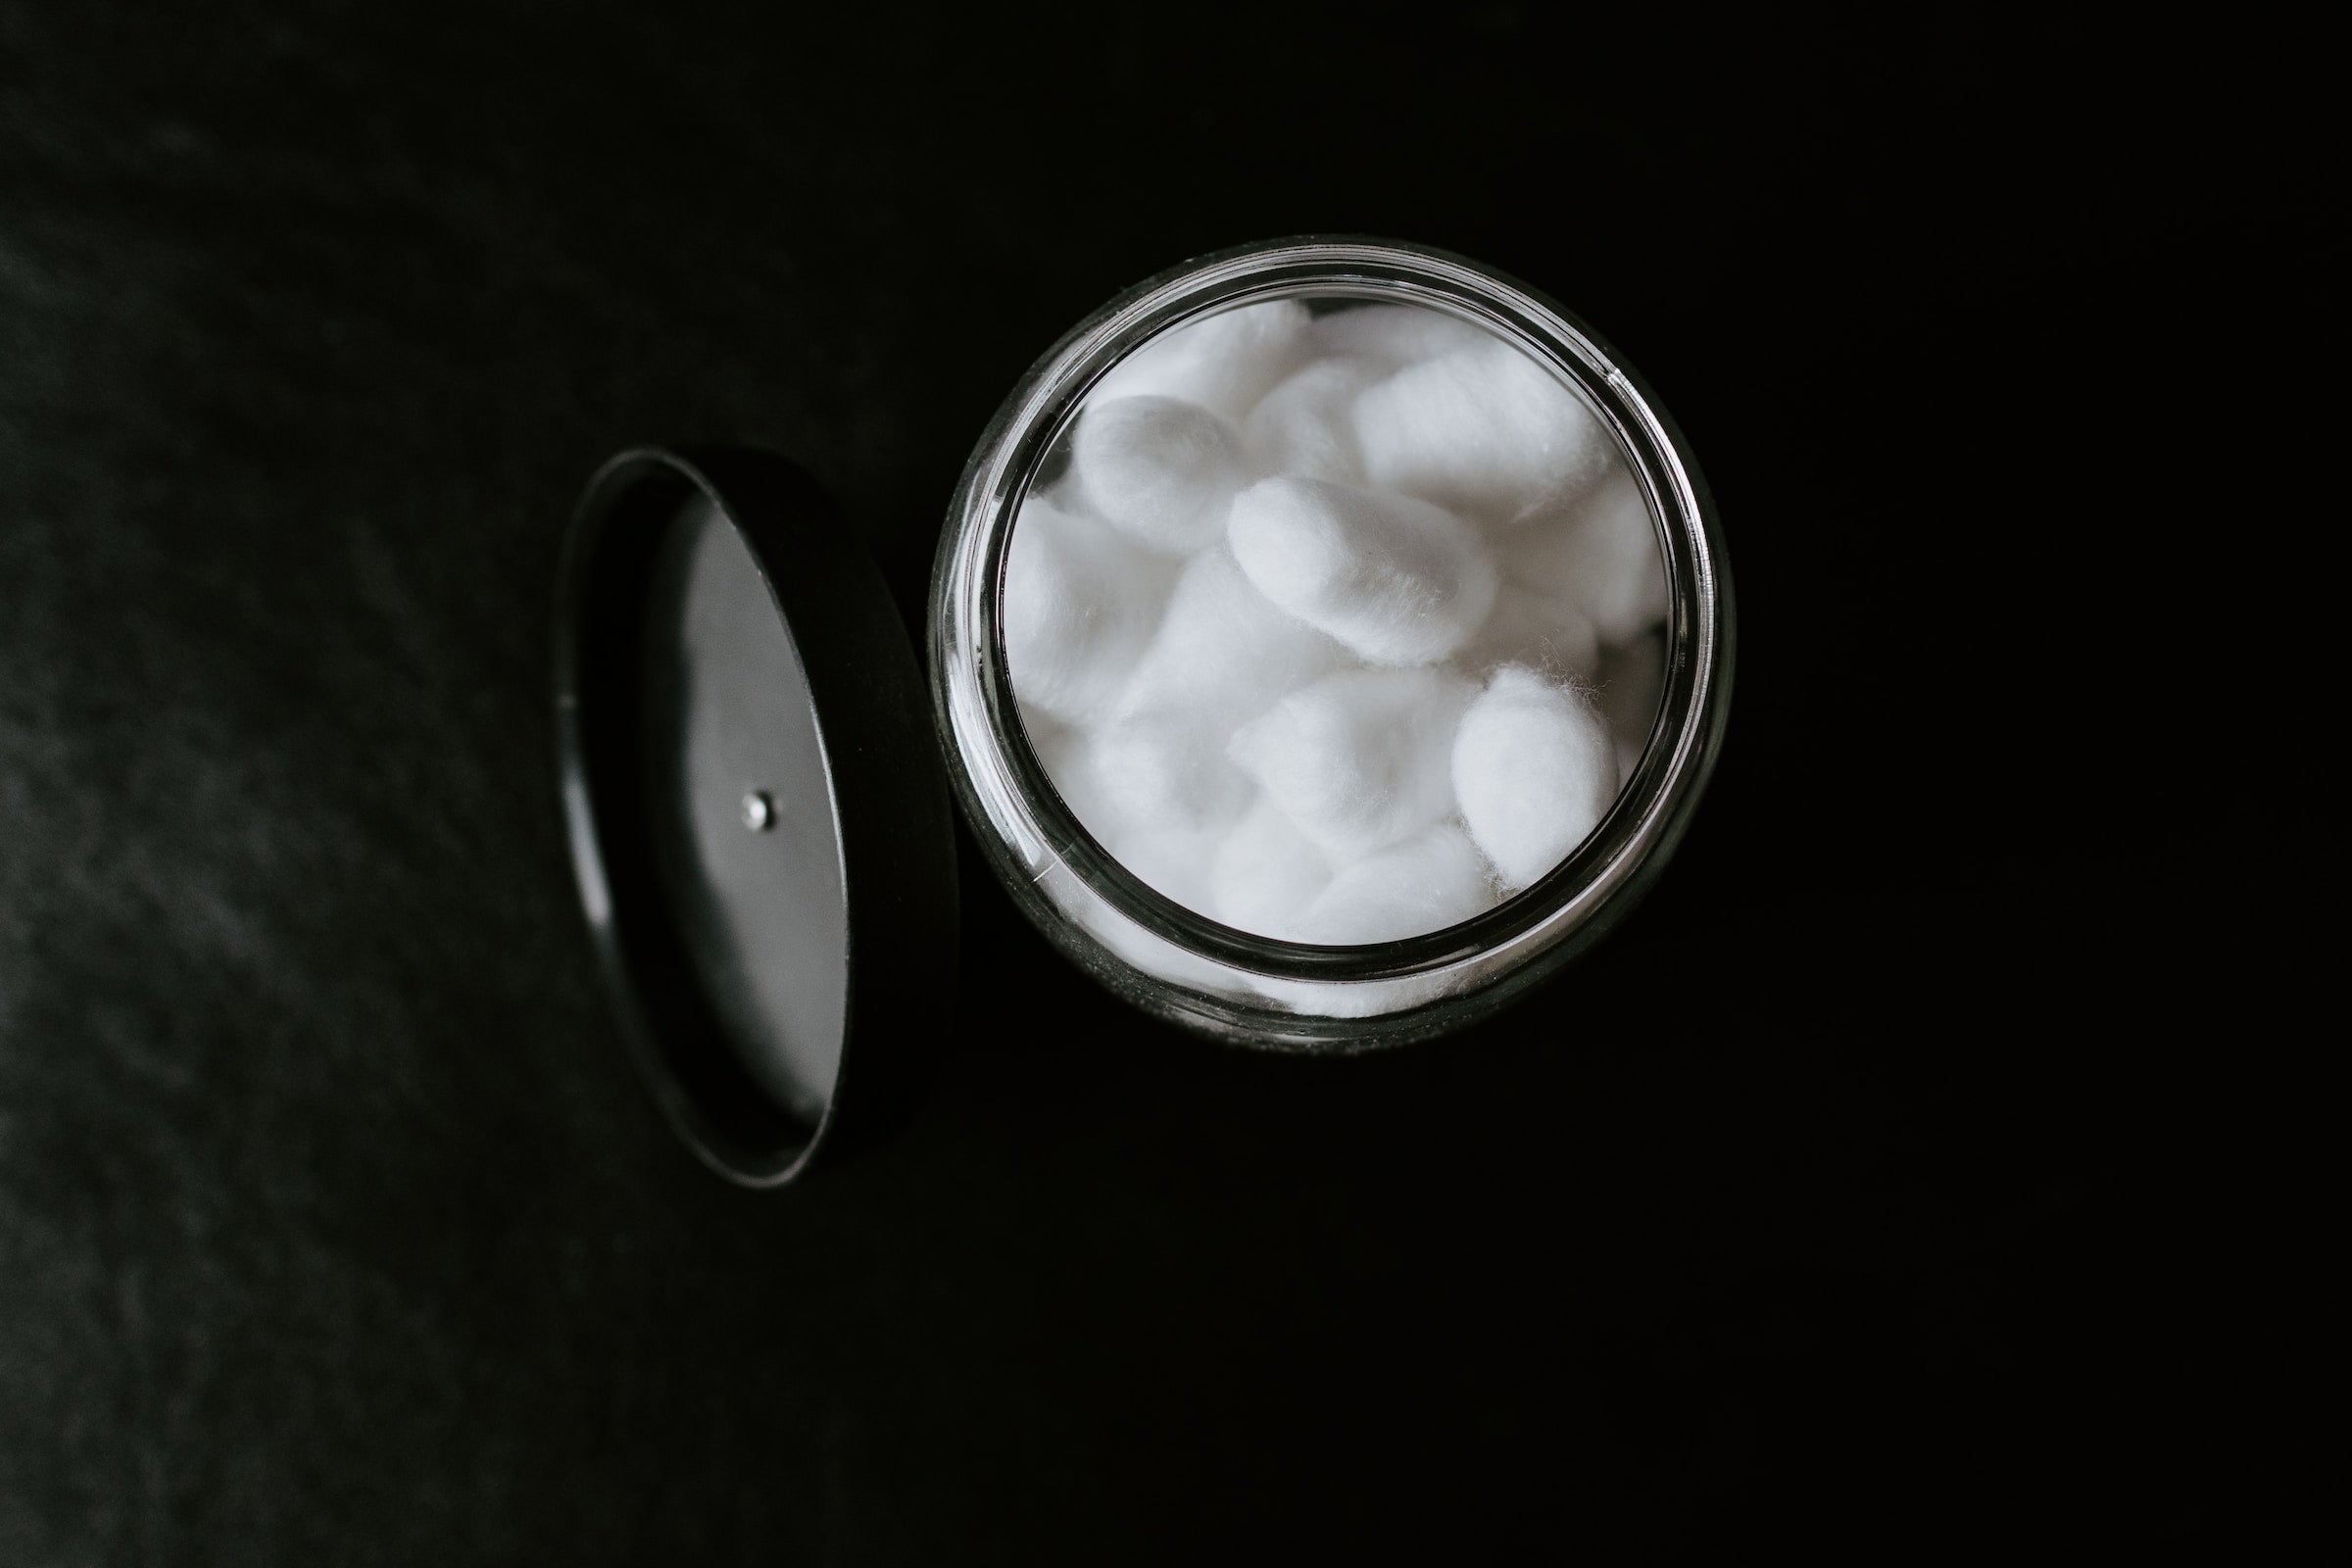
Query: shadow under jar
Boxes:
[{"xmin": 933, "ymin": 236, "xmax": 1734, "ymax": 1052}]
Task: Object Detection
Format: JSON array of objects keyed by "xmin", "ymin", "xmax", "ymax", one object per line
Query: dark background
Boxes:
[{"xmin": 1, "ymin": 4, "xmax": 2331, "ymax": 1561}]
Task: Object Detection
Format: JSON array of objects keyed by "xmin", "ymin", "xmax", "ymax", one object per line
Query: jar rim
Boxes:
[{"xmin": 930, "ymin": 236, "xmax": 1733, "ymax": 1035}]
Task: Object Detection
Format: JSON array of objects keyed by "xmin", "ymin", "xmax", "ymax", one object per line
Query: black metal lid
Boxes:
[{"xmin": 555, "ymin": 447, "xmax": 957, "ymax": 1187}]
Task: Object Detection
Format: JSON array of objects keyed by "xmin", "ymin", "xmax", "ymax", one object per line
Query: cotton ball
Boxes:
[
  {"xmin": 1063, "ymin": 877, "xmax": 1237, "ymax": 994},
  {"xmin": 1074, "ymin": 395, "xmax": 1247, "ymax": 556},
  {"xmin": 1355, "ymin": 339, "xmax": 1614, "ymax": 521},
  {"xmin": 1101, "ymin": 822, "xmax": 1229, "ymax": 913},
  {"xmin": 1017, "ymin": 703, "xmax": 1076, "ymax": 785},
  {"xmin": 1019, "ymin": 701, "xmax": 1071, "ymax": 750},
  {"xmin": 1117, "ymin": 544, "xmax": 1346, "ymax": 733},
  {"xmin": 1042, "ymin": 711, "xmax": 1250, "ymax": 916},
  {"xmin": 1247, "ymin": 967, "xmax": 1460, "ymax": 1019},
  {"xmin": 1228, "ymin": 476, "xmax": 1498, "ymax": 665},
  {"xmin": 1594, "ymin": 629, "xmax": 1667, "ymax": 781},
  {"xmin": 1506, "ymin": 465, "xmax": 1669, "ymax": 644},
  {"xmin": 1030, "ymin": 709, "xmax": 1250, "ymax": 891},
  {"xmin": 1092, "ymin": 299, "xmax": 1313, "ymax": 422},
  {"xmin": 1024, "ymin": 706, "xmax": 1131, "ymax": 856},
  {"xmin": 1308, "ymin": 303, "xmax": 1489, "ymax": 368},
  {"xmin": 1614, "ymin": 736, "xmax": 1642, "ymax": 790},
  {"xmin": 1229, "ymin": 666, "xmax": 1474, "ymax": 858},
  {"xmin": 1451, "ymin": 665, "xmax": 1619, "ymax": 891},
  {"xmin": 1290, "ymin": 822, "xmax": 1495, "ymax": 946},
  {"xmin": 1003, "ymin": 497, "xmax": 1167, "ymax": 725},
  {"xmin": 1451, "ymin": 579, "xmax": 1602, "ymax": 684},
  {"xmin": 1243, "ymin": 358, "xmax": 1381, "ymax": 484},
  {"xmin": 1208, "ymin": 795, "xmax": 1333, "ymax": 938},
  {"xmin": 1084, "ymin": 708, "xmax": 1253, "ymax": 838}
]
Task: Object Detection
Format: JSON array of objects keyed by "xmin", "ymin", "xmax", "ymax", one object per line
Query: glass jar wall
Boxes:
[{"xmin": 931, "ymin": 237, "xmax": 1732, "ymax": 1051}]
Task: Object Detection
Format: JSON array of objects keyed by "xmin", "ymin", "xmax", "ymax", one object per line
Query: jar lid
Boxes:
[{"xmin": 555, "ymin": 447, "xmax": 957, "ymax": 1187}]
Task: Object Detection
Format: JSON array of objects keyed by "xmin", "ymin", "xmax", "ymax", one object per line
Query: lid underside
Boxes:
[{"xmin": 557, "ymin": 447, "xmax": 956, "ymax": 1187}]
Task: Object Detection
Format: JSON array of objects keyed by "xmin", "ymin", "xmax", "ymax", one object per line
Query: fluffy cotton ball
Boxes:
[
  {"xmin": 1065, "ymin": 875, "xmax": 1237, "ymax": 993},
  {"xmin": 1101, "ymin": 822, "xmax": 1229, "ymax": 913},
  {"xmin": 1033, "ymin": 710, "xmax": 1250, "ymax": 917},
  {"xmin": 1229, "ymin": 666, "xmax": 1474, "ymax": 858},
  {"xmin": 1505, "ymin": 466, "xmax": 1669, "ymax": 644},
  {"xmin": 1308, "ymin": 303, "xmax": 1489, "ymax": 368},
  {"xmin": 1289, "ymin": 821, "xmax": 1494, "ymax": 946},
  {"xmin": 1092, "ymin": 299, "xmax": 1313, "ymax": 422},
  {"xmin": 1451, "ymin": 579, "xmax": 1601, "ymax": 684},
  {"xmin": 1020, "ymin": 701, "xmax": 1069, "ymax": 740},
  {"xmin": 1354, "ymin": 339, "xmax": 1615, "ymax": 521},
  {"xmin": 1018, "ymin": 703, "xmax": 1075, "ymax": 784},
  {"xmin": 1208, "ymin": 795, "xmax": 1333, "ymax": 938},
  {"xmin": 1016, "ymin": 298, "xmax": 1679, "ymax": 961},
  {"xmin": 1451, "ymin": 666, "xmax": 1620, "ymax": 891},
  {"xmin": 1083, "ymin": 708, "xmax": 1253, "ymax": 837},
  {"xmin": 1074, "ymin": 394, "xmax": 1247, "ymax": 556},
  {"xmin": 1227, "ymin": 476, "xmax": 1498, "ymax": 665},
  {"xmin": 1024, "ymin": 706, "xmax": 1128, "ymax": 848},
  {"xmin": 1115, "ymin": 545, "xmax": 1345, "ymax": 735},
  {"xmin": 1593, "ymin": 629, "xmax": 1667, "ymax": 779},
  {"xmin": 1002, "ymin": 497, "xmax": 1168, "ymax": 724},
  {"xmin": 1244, "ymin": 358, "xmax": 1381, "ymax": 484},
  {"xmin": 1249, "ymin": 970, "xmax": 1461, "ymax": 1019}
]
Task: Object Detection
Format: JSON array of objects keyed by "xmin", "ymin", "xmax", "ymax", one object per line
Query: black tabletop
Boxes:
[{"xmin": 1, "ymin": 5, "xmax": 2330, "ymax": 1561}]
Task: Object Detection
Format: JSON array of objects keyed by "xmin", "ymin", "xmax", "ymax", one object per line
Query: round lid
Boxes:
[{"xmin": 555, "ymin": 446, "xmax": 957, "ymax": 1187}]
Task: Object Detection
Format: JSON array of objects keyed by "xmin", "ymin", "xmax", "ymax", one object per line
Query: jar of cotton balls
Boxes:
[
  {"xmin": 558, "ymin": 235, "xmax": 1732, "ymax": 1182},
  {"xmin": 933, "ymin": 236, "xmax": 1733, "ymax": 1051}
]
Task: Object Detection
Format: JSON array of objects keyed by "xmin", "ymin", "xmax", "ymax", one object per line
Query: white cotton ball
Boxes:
[
  {"xmin": 1073, "ymin": 394, "xmax": 1247, "ymax": 556},
  {"xmin": 1505, "ymin": 465, "xmax": 1669, "ymax": 645},
  {"xmin": 1247, "ymin": 964, "xmax": 1467, "ymax": 1019},
  {"xmin": 1451, "ymin": 665, "xmax": 1620, "ymax": 891},
  {"xmin": 1227, "ymin": 476, "xmax": 1498, "ymax": 666},
  {"xmin": 1307, "ymin": 303, "xmax": 1490, "ymax": 368},
  {"xmin": 1615, "ymin": 736, "xmax": 1642, "ymax": 791},
  {"xmin": 1002, "ymin": 497, "xmax": 1168, "ymax": 725},
  {"xmin": 1092, "ymin": 299, "xmax": 1313, "ymax": 422},
  {"xmin": 1115, "ymin": 544, "xmax": 1346, "ymax": 735},
  {"xmin": 1208, "ymin": 794, "xmax": 1333, "ymax": 938},
  {"xmin": 1101, "ymin": 821, "xmax": 1229, "ymax": 913},
  {"xmin": 1020, "ymin": 701, "xmax": 1071, "ymax": 746},
  {"xmin": 1083, "ymin": 707, "xmax": 1253, "ymax": 838},
  {"xmin": 1594, "ymin": 628, "xmax": 1667, "ymax": 778},
  {"xmin": 1354, "ymin": 339, "xmax": 1615, "ymax": 521},
  {"xmin": 1229, "ymin": 666, "xmax": 1475, "ymax": 858},
  {"xmin": 1290, "ymin": 821, "xmax": 1495, "ymax": 946},
  {"xmin": 1035, "ymin": 710, "xmax": 1249, "ymax": 916},
  {"xmin": 1025, "ymin": 706, "xmax": 1129, "ymax": 853},
  {"xmin": 1029, "ymin": 707, "xmax": 1249, "ymax": 897},
  {"xmin": 1018, "ymin": 703, "xmax": 1076, "ymax": 784},
  {"xmin": 1243, "ymin": 357, "xmax": 1381, "ymax": 485},
  {"xmin": 1450, "ymin": 579, "xmax": 1602, "ymax": 684},
  {"xmin": 1063, "ymin": 874, "xmax": 1237, "ymax": 993}
]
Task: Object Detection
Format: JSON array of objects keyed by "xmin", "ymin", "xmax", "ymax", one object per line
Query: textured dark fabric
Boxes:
[{"xmin": 0, "ymin": 5, "xmax": 2328, "ymax": 1562}]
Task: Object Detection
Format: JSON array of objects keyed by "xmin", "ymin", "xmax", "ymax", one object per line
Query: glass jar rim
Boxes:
[{"xmin": 931, "ymin": 235, "xmax": 1733, "ymax": 996}]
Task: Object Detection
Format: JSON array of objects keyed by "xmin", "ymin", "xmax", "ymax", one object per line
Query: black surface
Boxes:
[{"xmin": 0, "ymin": 5, "xmax": 2331, "ymax": 1562}]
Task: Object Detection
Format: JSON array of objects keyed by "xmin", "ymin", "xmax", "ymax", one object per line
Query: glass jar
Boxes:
[{"xmin": 931, "ymin": 237, "xmax": 1734, "ymax": 1051}]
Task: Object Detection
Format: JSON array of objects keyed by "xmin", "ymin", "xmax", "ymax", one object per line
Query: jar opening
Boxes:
[
  {"xmin": 1000, "ymin": 290, "xmax": 1670, "ymax": 955},
  {"xmin": 932, "ymin": 238, "xmax": 1730, "ymax": 1045}
]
